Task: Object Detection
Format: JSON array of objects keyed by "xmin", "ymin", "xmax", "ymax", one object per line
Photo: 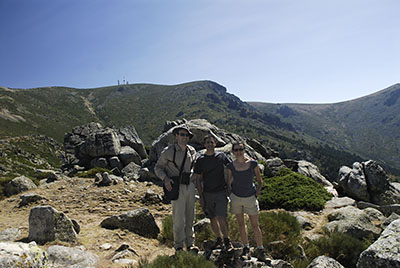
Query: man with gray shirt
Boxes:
[{"xmin": 155, "ymin": 125, "xmax": 197, "ymax": 253}]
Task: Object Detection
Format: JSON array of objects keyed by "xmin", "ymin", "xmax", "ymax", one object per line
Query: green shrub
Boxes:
[
  {"xmin": 0, "ymin": 177, "xmax": 14, "ymax": 200},
  {"xmin": 160, "ymin": 215, "xmax": 174, "ymax": 246},
  {"xmin": 302, "ymin": 232, "xmax": 374, "ymax": 268},
  {"xmin": 138, "ymin": 251, "xmax": 216, "ymax": 268},
  {"xmin": 228, "ymin": 211, "xmax": 303, "ymax": 261},
  {"xmin": 76, "ymin": 167, "xmax": 110, "ymax": 178},
  {"xmin": 259, "ymin": 168, "xmax": 332, "ymax": 211}
]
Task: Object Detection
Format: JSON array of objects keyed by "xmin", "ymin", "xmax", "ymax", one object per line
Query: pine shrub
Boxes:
[
  {"xmin": 160, "ymin": 214, "xmax": 174, "ymax": 246},
  {"xmin": 302, "ymin": 232, "xmax": 374, "ymax": 268},
  {"xmin": 259, "ymin": 168, "xmax": 332, "ymax": 211},
  {"xmin": 138, "ymin": 251, "xmax": 216, "ymax": 268}
]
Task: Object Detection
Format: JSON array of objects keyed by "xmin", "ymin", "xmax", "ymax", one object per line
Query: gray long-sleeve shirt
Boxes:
[{"xmin": 154, "ymin": 143, "xmax": 196, "ymax": 181}]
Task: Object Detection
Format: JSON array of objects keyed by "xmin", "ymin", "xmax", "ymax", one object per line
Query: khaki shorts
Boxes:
[{"xmin": 229, "ymin": 193, "xmax": 259, "ymax": 215}]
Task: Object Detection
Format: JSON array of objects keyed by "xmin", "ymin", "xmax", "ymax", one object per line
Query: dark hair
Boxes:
[
  {"xmin": 232, "ymin": 141, "xmax": 245, "ymax": 151},
  {"xmin": 203, "ymin": 134, "xmax": 216, "ymax": 144}
]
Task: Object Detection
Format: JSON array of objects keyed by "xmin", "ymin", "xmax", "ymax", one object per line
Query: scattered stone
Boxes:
[
  {"xmin": 0, "ymin": 241, "xmax": 48, "ymax": 267},
  {"xmin": 296, "ymin": 215, "xmax": 313, "ymax": 230},
  {"xmin": 100, "ymin": 208, "xmax": 160, "ymax": 238},
  {"xmin": 47, "ymin": 245, "xmax": 99, "ymax": 268},
  {"xmin": 28, "ymin": 205, "xmax": 77, "ymax": 244},
  {"xmin": 325, "ymin": 197, "xmax": 356, "ymax": 209},
  {"xmin": 142, "ymin": 189, "xmax": 162, "ymax": 204},
  {"xmin": 100, "ymin": 243, "xmax": 112, "ymax": 250},
  {"xmin": 357, "ymin": 201, "xmax": 400, "ymax": 217},
  {"xmin": 194, "ymin": 218, "xmax": 211, "ymax": 233},
  {"xmin": 19, "ymin": 193, "xmax": 47, "ymax": 207},
  {"xmin": 4, "ymin": 175, "xmax": 37, "ymax": 196},
  {"xmin": 0, "ymin": 228, "xmax": 21, "ymax": 242},
  {"xmin": 121, "ymin": 162, "xmax": 141, "ymax": 180},
  {"xmin": 362, "ymin": 207, "xmax": 385, "ymax": 223},
  {"xmin": 382, "ymin": 212, "xmax": 400, "ymax": 229},
  {"xmin": 307, "ymin": 255, "xmax": 345, "ymax": 268}
]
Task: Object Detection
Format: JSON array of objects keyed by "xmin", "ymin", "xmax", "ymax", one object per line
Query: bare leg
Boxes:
[
  {"xmin": 217, "ymin": 216, "xmax": 229, "ymax": 238},
  {"xmin": 249, "ymin": 214, "xmax": 263, "ymax": 247},
  {"xmin": 210, "ymin": 217, "xmax": 221, "ymax": 238},
  {"xmin": 235, "ymin": 213, "xmax": 248, "ymax": 245}
]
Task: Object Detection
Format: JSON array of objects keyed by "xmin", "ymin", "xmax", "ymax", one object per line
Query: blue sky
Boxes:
[{"xmin": 1, "ymin": 0, "xmax": 399, "ymax": 103}]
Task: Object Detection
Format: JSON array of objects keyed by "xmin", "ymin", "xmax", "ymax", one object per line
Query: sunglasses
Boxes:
[
  {"xmin": 178, "ymin": 133, "xmax": 191, "ymax": 137},
  {"xmin": 233, "ymin": 148, "xmax": 244, "ymax": 152}
]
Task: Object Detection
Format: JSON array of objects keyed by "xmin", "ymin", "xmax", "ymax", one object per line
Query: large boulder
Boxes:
[
  {"xmin": 0, "ymin": 241, "xmax": 48, "ymax": 267},
  {"xmin": 357, "ymin": 219, "xmax": 400, "ymax": 267},
  {"xmin": 119, "ymin": 146, "xmax": 142, "ymax": 166},
  {"xmin": 286, "ymin": 159, "xmax": 338, "ymax": 196},
  {"xmin": 79, "ymin": 128, "xmax": 121, "ymax": 157},
  {"xmin": 100, "ymin": 208, "xmax": 160, "ymax": 238},
  {"xmin": 337, "ymin": 163, "xmax": 370, "ymax": 202},
  {"xmin": 63, "ymin": 123, "xmax": 146, "ymax": 172},
  {"xmin": 47, "ymin": 245, "xmax": 99, "ymax": 268},
  {"xmin": 324, "ymin": 206, "xmax": 381, "ymax": 240},
  {"xmin": 28, "ymin": 205, "xmax": 77, "ymax": 244},
  {"xmin": 264, "ymin": 157, "xmax": 287, "ymax": 177},
  {"xmin": 117, "ymin": 125, "xmax": 147, "ymax": 160},
  {"xmin": 337, "ymin": 160, "xmax": 400, "ymax": 205},
  {"xmin": 4, "ymin": 175, "xmax": 37, "ymax": 196},
  {"xmin": 363, "ymin": 160, "xmax": 400, "ymax": 205},
  {"xmin": 307, "ymin": 256, "xmax": 345, "ymax": 268}
]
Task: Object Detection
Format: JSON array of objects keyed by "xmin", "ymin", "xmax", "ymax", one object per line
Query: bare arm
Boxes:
[
  {"xmin": 254, "ymin": 165, "xmax": 263, "ymax": 196},
  {"xmin": 193, "ymin": 173, "xmax": 204, "ymax": 208},
  {"xmin": 227, "ymin": 169, "xmax": 232, "ymax": 195}
]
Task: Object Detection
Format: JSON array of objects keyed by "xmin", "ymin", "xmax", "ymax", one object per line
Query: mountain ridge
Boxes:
[{"xmin": 249, "ymin": 83, "xmax": 400, "ymax": 173}]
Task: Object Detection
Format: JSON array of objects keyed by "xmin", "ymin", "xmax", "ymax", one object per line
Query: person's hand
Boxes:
[{"xmin": 164, "ymin": 177, "xmax": 173, "ymax": 191}]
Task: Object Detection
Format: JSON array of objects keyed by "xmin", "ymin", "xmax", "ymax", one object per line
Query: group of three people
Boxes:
[{"xmin": 154, "ymin": 125, "xmax": 267, "ymax": 261}]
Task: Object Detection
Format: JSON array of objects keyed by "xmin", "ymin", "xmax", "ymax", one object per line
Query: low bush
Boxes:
[
  {"xmin": 259, "ymin": 168, "xmax": 332, "ymax": 211},
  {"xmin": 137, "ymin": 251, "xmax": 216, "ymax": 268},
  {"xmin": 300, "ymin": 232, "xmax": 374, "ymax": 268},
  {"xmin": 228, "ymin": 211, "xmax": 303, "ymax": 261},
  {"xmin": 160, "ymin": 215, "xmax": 174, "ymax": 246},
  {"xmin": 0, "ymin": 177, "xmax": 14, "ymax": 200}
]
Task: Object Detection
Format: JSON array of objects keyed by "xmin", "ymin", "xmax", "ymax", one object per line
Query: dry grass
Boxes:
[{"xmin": 0, "ymin": 176, "xmax": 175, "ymax": 267}]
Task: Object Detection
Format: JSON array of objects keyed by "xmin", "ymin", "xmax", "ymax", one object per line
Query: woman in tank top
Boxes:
[{"xmin": 227, "ymin": 141, "xmax": 267, "ymax": 261}]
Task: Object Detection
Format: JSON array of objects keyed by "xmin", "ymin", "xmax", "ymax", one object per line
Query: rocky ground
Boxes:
[
  {"xmin": 0, "ymin": 174, "xmax": 341, "ymax": 268},
  {"xmin": 0, "ymin": 176, "xmax": 175, "ymax": 267}
]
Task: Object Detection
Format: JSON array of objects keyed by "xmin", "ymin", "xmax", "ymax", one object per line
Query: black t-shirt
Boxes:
[{"xmin": 194, "ymin": 151, "xmax": 231, "ymax": 193}]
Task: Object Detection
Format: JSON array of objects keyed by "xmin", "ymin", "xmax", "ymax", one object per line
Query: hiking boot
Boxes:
[
  {"xmin": 215, "ymin": 237, "xmax": 223, "ymax": 249},
  {"xmin": 254, "ymin": 247, "xmax": 267, "ymax": 262},
  {"xmin": 187, "ymin": 246, "xmax": 199, "ymax": 255},
  {"xmin": 242, "ymin": 245, "xmax": 250, "ymax": 256},
  {"xmin": 223, "ymin": 237, "xmax": 233, "ymax": 249}
]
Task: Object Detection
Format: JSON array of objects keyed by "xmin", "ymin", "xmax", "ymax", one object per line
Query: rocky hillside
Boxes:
[
  {"xmin": 0, "ymin": 81, "xmax": 378, "ymax": 180},
  {"xmin": 250, "ymin": 83, "xmax": 400, "ymax": 174}
]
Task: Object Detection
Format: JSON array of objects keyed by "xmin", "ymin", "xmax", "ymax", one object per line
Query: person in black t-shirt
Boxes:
[{"xmin": 193, "ymin": 135, "xmax": 232, "ymax": 249}]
